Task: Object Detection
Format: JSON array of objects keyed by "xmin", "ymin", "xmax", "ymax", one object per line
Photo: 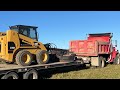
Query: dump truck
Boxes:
[{"xmin": 69, "ymin": 33, "xmax": 120, "ymax": 67}]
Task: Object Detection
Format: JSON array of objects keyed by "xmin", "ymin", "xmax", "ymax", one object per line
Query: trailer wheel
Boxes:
[
  {"xmin": 1, "ymin": 72, "xmax": 19, "ymax": 79},
  {"xmin": 36, "ymin": 50, "xmax": 49, "ymax": 64},
  {"xmin": 23, "ymin": 69, "xmax": 38, "ymax": 79},
  {"xmin": 99, "ymin": 57, "xmax": 106, "ymax": 68},
  {"xmin": 15, "ymin": 50, "xmax": 33, "ymax": 66}
]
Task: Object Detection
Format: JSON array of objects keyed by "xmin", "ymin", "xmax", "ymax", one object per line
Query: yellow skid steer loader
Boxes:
[{"xmin": 0, "ymin": 25, "xmax": 49, "ymax": 66}]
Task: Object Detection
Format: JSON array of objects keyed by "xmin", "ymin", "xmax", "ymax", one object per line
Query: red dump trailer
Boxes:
[{"xmin": 69, "ymin": 33, "xmax": 120, "ymax": 67}]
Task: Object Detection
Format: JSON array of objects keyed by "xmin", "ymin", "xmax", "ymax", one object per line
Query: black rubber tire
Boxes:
[
  {"xmin": 36, "ymin": 50, "xmax": 49, "ymax": 64},
  {"xmin": 1, "ymin": 72, "xmax": 19, "ymax": 79},
  {"xmin": 15, "ymin": 50, "xmax": 33, "ymax": 66},
  {"xmin": 99, "ymin": 57, "xmax": 106, "ymax": 68},
  {"xmin": 23, "ymin": 69, "xmax": 38, "ymax": 79},
  {"xmin": 114, "ymin": 54, "xmax": 120, "ymax": 64}
]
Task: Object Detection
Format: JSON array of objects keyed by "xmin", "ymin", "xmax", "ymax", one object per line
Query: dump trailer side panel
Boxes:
[
  {"xmin": 70, "ymin": 40, "xmax": 111, "ymax": 56},
  {"xmin": 70, "ymin": 40, "xmax": 98, "ymax": 56}
]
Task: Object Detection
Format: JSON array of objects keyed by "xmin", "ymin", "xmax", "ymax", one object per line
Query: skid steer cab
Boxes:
[{"xmin": 0, "ymin": 25, "xmax": 49, "ymax": 66}]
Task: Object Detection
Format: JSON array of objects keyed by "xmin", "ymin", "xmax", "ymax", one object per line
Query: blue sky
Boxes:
[{"xmin": 0, "ymin": 11, "xmax": 120, "ymax": 50}]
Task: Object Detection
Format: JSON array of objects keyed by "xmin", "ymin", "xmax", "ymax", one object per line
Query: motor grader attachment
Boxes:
[{"xmin": 0, "ymin": 25, "xmax": 49, "ymax": 66}]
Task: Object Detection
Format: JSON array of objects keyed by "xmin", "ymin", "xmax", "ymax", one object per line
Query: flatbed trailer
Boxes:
[{"xmin": 0, "ymin": 60, "xmax": 82, "ymax": 79}]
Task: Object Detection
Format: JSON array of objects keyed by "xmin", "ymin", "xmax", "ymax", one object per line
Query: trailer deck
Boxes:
[{"xmin": 0, "ymin": 60, "xmax": 82, "ymax": 76}]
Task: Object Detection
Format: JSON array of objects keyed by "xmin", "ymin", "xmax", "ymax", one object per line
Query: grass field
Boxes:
[{"xmin": 50, "ymin": 64, "xmax": 120, "ymax": 79}]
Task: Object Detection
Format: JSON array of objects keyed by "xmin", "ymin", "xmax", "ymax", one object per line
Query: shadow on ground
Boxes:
[
  {"xmin": 37, "ymin": 64, "xmax": 90, "ymax": 79},
  {"xmin": 37, "ymin": 60, "xmax": 111, "ymax": 79}
]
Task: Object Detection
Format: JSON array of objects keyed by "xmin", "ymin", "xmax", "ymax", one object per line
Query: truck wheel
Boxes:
[
  {"xmin": 1, "ymin": 72, "xmax": 19, "ymax": 79},
  {"xmin": 36, "ymin": 50, "xmax": 49, "ymax": 64},
  {"xmin": 116, "ymin": 57, "xmax": 120, "ymax": 64},
  {"xmin": 114, "ymin": 54, "xmax": 120, "ymax": 64},
  {"xmin": 16, "ymin": 50, "xmax": 33, "ymax": 66},
  {"xmin": 23, "ymin": 69, "xmax": 38, "ymax": 79},
  {"xmin": 99, "ymin": 57, "xmax": 106, "ymax": 68}
]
